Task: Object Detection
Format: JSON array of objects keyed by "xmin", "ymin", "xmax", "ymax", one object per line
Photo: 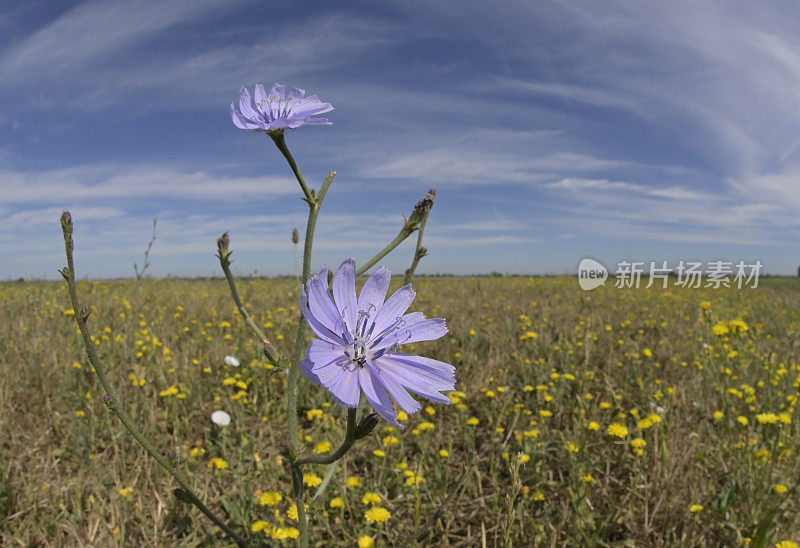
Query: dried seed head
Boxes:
[{"xmin": 292, "ymin": 228, "xmax": 299, "ymax": 244}]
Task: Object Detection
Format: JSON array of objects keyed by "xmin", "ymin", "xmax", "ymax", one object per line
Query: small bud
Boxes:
[
  {"xmin": 165, "ymin": 450, "xmax": 179, "ymax": 465},
  {"xmin": 79, "ymin": 306, "xmax": 91, "ymax": 322},
  {"xmin": 416, "ymin": 246, "xmax": 428, "ymax": 259},
  {"xmin": 102, "ymin": 394, "xmax": 117, "ymax": 409},
  {"xmin": 292, "ymin": 228, "xmax": 299, "ymax": 244},
  {"xmin": 58, "ymin": 267, "xmax": 70, "ymax": 281},
  {"xmin": 173, "ymin": 488, "xmax": 191, "ymax": 503},
  {"xmin": 354, "ymin": 412, "xmax": 380, "ymax": 440},
  {"xmin": 408, "ymin": 189, "xmax": 436, "ymax": 227},
  {"xmin": 216, "ymin": 231, "xmax": 231, "ymax": 261},
  {"xmin": 60, "ymin": 210, "xmax": 72, "ymax": 229}
]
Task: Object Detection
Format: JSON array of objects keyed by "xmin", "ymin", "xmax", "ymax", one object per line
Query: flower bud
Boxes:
[
  {"xmin": 60, "ymin": 210, "xmax": 72, "ymax": 229},
  {"xmin": 408, "ymin": 189, "xmax": 436, "ymax": 227},
  {"xmin": 354, "ymin": 412, "xmax": 380, "ymax": 440},
  {"xmin": 216, "ymin": 231, "xmax": 231, "ymax": 261}
]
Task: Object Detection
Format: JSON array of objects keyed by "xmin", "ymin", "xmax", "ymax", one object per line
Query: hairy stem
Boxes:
[
  {"xmin": 279, "ymin": 157, "xmax": 335, "ymax": 547},
  {"xmin": 59, "ymin": 212, "xmax": 247, "ymax": 548},
  {"xmin": 288, "ymin": 171, "xmax": 335, "ymax": 449},
  {"xmin": 216, "ymin": 233, "xmax": 281, "ymax": 366},
  {"xmin": 403, "ymin": 191, "xmax": 434, "ymax": 285}
]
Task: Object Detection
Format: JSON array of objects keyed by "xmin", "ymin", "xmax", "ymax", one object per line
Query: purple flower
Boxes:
[
  {"xmin": 231, "ymin": 83, "xmax": 332, "ymax": 132},
  {"xmin": 299, "ymin": 259, "xmax": 455, "ymax": 425}
]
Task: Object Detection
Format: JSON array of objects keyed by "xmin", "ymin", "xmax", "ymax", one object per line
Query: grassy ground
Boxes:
[{"xmin": 1, "ymin": 275, "xmax": 800, "ymax": 546}]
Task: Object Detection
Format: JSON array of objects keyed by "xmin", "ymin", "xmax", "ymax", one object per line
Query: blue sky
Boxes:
[{"xmin": 2, "ymin": 0, "xmax": 800, "ymax": 279}]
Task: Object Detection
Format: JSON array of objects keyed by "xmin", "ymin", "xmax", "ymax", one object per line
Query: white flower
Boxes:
[
  {"xmin": 211, "ymin": 410, "xmax": 231, "ymax": 427},
  {"xmin": 224, "ymin": 355, "xmax": 240, "ymax": 367}
]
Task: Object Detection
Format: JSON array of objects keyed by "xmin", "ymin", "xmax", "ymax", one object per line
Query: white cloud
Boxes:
[
  {"xmin": 359, "ymin": 130, "xmax": 633, "ymax": 184},
  {"xmin": 0, "ymin": 10, "xmax": 393, "ymax": 112},
  {"xmin": 0, "ymin": 0, "xmax": 228, "ymax": 86},
  {"xmin": 0, "ymin": 163, "xmax": 300, "ymax": 204}
]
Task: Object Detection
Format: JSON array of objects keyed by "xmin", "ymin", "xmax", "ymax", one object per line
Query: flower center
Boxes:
[{"xmin": 340, "ymin": 309, "xmax": 407, "ymax": 370}]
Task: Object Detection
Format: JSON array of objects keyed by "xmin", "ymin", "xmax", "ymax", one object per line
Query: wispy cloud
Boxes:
[
  {"xmin": 0, "ymin": 7, "xmax": 393, "ymax": 113},
  {"xmin": 1, "ymin": 163, "xmax": 300, "ymax": 204},
  {"xmin": 4, "ymin": 1, "xmax": 800, "ymax": 277}
]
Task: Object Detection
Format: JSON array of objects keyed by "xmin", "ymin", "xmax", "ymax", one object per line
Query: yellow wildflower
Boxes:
[{"xmin": 364, "ymin": 507, "xmax": 391, "ymax": 523}]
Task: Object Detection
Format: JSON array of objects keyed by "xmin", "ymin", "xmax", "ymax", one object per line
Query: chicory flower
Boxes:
[
  {"xmin": 299, "ymin": 259, "xmax": 455, "ymax": 425},
  {"xmin": 231, "ymin": 83, "xmax": 332, "ymax": 132}
]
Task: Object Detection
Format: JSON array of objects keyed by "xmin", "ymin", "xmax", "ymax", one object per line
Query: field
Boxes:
[{"xmin": 2, "ymin": 275, "xmax": 800, "ymax": 546}]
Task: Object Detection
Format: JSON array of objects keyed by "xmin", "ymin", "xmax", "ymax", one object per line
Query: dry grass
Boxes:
[{"xmin": 1, "ymin": 275, "xmax": 800, "ymax": 546}]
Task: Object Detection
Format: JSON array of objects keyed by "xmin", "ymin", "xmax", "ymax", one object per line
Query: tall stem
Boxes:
[
  {"xmin": 59, "ymin": 212, "xmax": 247, "ymax": 548},
  {"xmin": 278, "ymin": 156, "xmax": 335, "ymax": 547},
  {"xmin": 287, "ymin": 172, "xmax": 335, "ymax": 450}
]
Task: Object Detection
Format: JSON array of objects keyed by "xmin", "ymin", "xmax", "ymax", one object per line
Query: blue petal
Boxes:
[
  {"xmin": 307, "ymin": 266, "xmax": 343, "ymax": 334},
  {"xmin": 238, "ymin": 87, "xmax": 261, "ymax": 122},
  {"xmin": 268, "ymin": 82, "xmax": 286, "ymax": 100},
  {"xmin": 301, "ymin": 118, "xmax": 332, "ymax": 126},
  {"xmin": 300, "ymin": 283, "xmax": 344, "ymax": 345},
  {"xmin": 332, "ymin": 258, "xmax": 358, "ymax": 335},
  {"xmin": 370, "ymin": 362, "xmax": 421, "ymax": 416},
  {"xmin": 357, "ymin": 266, "xmax": 391, "ymax": 322},
  {"xmin": 373, "ymin": 318, "xmax": 448, "ymax": 350},
  {"xmin": 374, "ymin": 355, "xmax": 453, "ymax": 404},
  {"xmin": 254, "ymin": 83, "xmax": 268, "ymax": 108},
  {"xmin": 329, "ymin": 369, "xmax": 360, "ymax": 407},
  {"xmin": 230, "ymin": 103, "xmax": 260, "ymax": 130},
  {"xmin": 359, "ymin": 366, "xmax": 400, "ymax": 425},
  {"xmin": 371, "ymin": 284, "xmax": 415, "ymax": 336}
]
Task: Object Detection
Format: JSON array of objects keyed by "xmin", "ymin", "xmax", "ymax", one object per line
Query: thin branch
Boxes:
[
  {"xmin": 404, "ymin": 189, "xmax": 435, "ymax": 285},
  {"xmin": 216, "ymin": 232, "xmax": 281, "ymax": 366},
  {"xmin": 134, "ymin": 218, "xmax": 158, "ymax": 281},
  {"xmin": 59, "ymin": 211, "xmax": 247, "ymax": 547},
  {"xmin": 356, "ymin": 189, "xmax": 435, "ymax": 277}
]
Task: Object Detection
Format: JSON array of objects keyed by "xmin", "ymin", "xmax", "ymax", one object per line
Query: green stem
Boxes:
[
  {"xmin": 356, "ymin": 225, "xmax": 417, "ymax": 277},
  {"xmin": 356, "ymin": 189, "xmax": 435, "ymax": 277},
  {"xmin": 216, "ymin": 234, "xmax": 281, "ymax": 366},
  {"xmin": 403, "ymin": 201, "xmax": 432, "ymax": 285},
  {"xmin": 280, "ymin": 160, "xmax": 335, "ymax": 548},
  {"xmin": 59, "ymin": 212, "xmax": 247, "ymax": 548},
  {"xmin": 270, "ymin": 131, "xmax": 314, "ymax": 203},
  {"xmin": 290, "ymin": 464, "xmax": 308, "ymax": 545},
  {"xmin": 288, "ymin": 171, "xmax": 336, "ymax": 449}
]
